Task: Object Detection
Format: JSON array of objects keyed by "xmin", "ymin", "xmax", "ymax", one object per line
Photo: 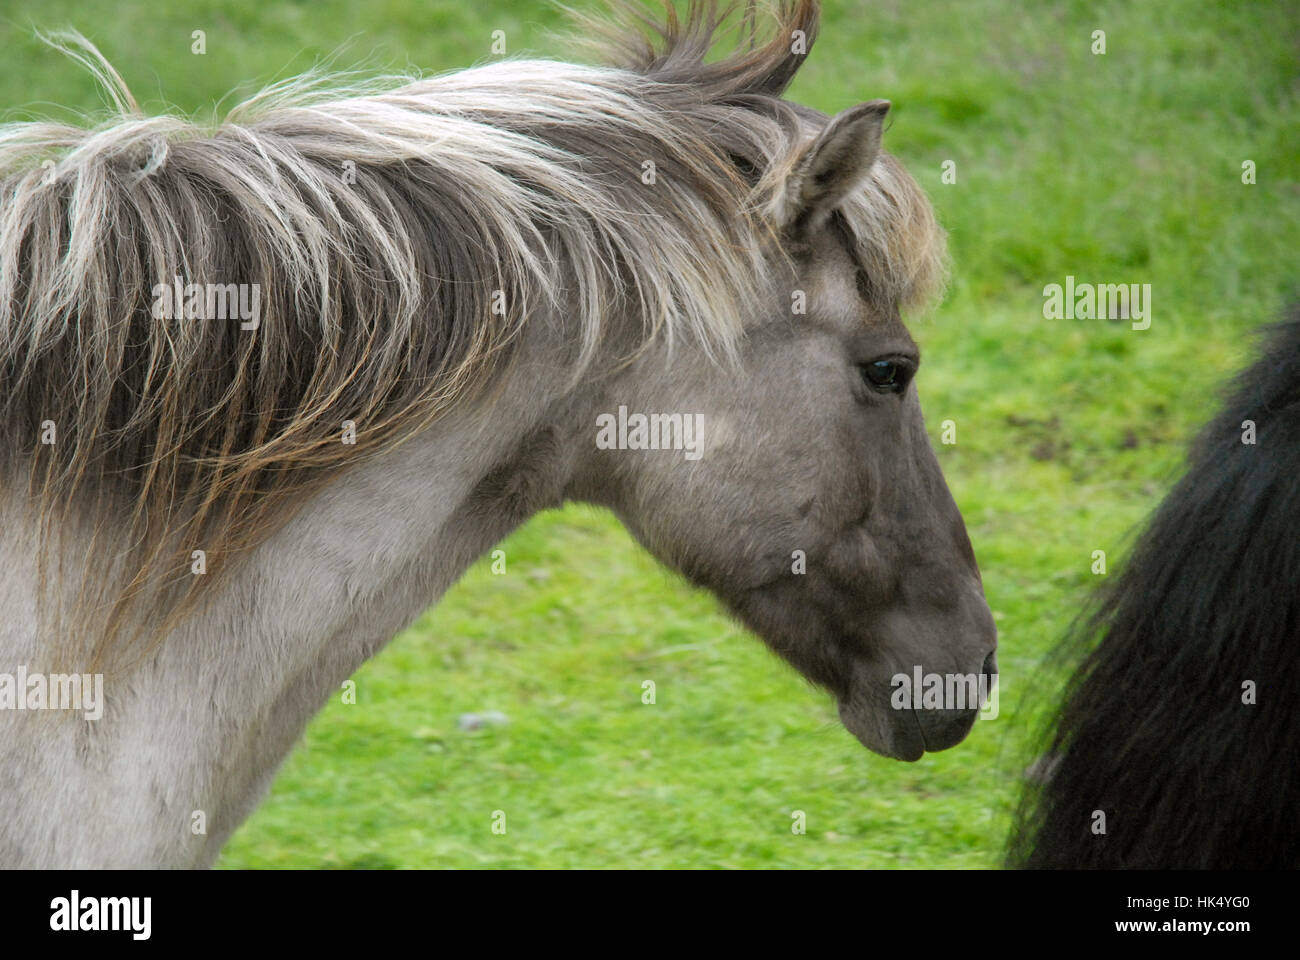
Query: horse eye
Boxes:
[{"xmin": 859, "ymin": 358, "xmax": 912, "ymax": 394}]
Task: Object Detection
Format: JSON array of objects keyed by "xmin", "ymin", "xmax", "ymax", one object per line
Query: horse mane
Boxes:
[
  {"xmin": 0, "ymin": 0, "xmax": 945, "ymax": 671},
  {"xmin": 1007, "ymin": 307, "xmax": 1300, "ymax": 868}
]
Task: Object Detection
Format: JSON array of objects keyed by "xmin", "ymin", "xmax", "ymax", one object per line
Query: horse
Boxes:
[
  {"xmin": 0, "ymin": 0, "xmax": 997, "ymax": 868},
  {"xmin": 1008, "ymin": 309, "xmax": 1300, "ymax": 869}
]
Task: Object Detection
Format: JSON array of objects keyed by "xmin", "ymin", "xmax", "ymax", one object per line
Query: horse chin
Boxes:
[
  {"xmin": 837, "ymin": 697, "xmax": 927, "ymax": 762},
  {"xmin": 837, "ymin": 696, "xmax": 981, "ymax": 762}
]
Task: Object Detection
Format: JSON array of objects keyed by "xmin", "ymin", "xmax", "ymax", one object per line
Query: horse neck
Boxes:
[{"xmin": 0, "ymin": 330, "xmax": 592, "ymax": 867}]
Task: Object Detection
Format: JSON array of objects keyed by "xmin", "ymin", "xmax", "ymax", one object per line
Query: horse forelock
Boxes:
[{"xmin": 0, "ymin": 1, "xmax": 944, "ymax": 669}]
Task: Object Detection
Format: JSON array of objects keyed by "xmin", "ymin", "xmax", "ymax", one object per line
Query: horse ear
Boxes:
[{"xmin": 779, "ymin": 100, "xmax": 890, "ymax": 234}]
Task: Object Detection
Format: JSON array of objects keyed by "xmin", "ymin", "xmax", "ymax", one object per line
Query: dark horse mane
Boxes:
[{"xmin": 1008, "ymin": 305, "xmax": 1300, "ymax": 868}]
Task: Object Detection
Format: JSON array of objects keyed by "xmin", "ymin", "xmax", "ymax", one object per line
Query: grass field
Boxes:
[{"xmin": 3, "ymin": 0, "xmax": 1295, "ymax": 868}]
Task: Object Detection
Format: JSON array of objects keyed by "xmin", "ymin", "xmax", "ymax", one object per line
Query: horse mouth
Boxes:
[
  {"xmin": 837, "ymin": 696, "xmax": 981, "ymax": 762},
  {"xmin": 837, "ymin": 697, "xmax": 924, "ymax": 761}
]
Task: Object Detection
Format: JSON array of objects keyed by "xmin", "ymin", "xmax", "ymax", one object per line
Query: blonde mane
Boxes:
[{"xmin": 0, "ymin": 1, "xmax": 945, "ymax": 671}]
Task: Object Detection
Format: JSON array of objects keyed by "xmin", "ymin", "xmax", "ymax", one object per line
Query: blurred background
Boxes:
[{"xmin": 2, "ymin": 0, "xmax": 1294, "ymax": 867}]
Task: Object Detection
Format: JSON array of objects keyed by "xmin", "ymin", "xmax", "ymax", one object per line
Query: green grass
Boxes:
[{"xmin": 3, "ymin": 0, "xmax": 1295, "ymax": 867}]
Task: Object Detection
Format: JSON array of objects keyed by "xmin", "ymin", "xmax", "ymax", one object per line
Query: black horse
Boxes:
[{"xmin": 1009, "ymin": 308, "xmax": 1300, "ymax": 869}]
